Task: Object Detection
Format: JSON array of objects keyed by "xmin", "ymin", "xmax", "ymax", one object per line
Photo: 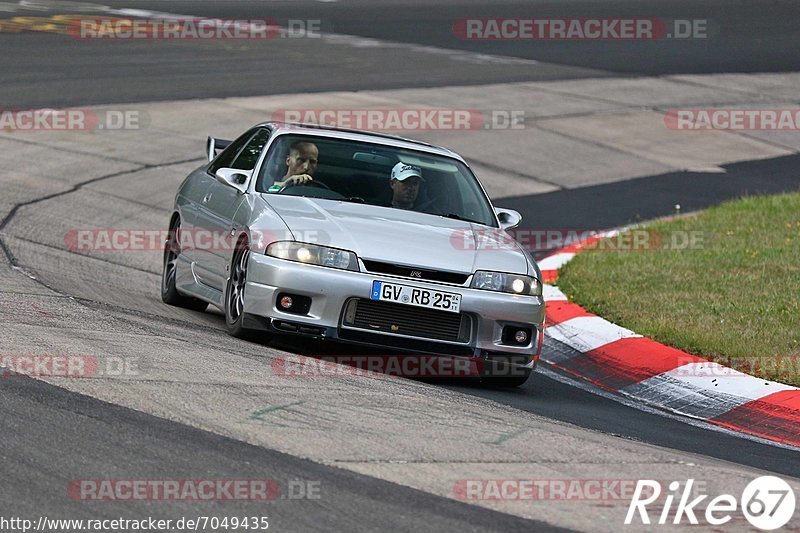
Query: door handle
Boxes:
[{"xmin": 202, "ymin": 192, "xmax": 212, "ymax": 203}]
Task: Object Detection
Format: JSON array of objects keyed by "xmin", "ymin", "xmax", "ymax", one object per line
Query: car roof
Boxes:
[{"xmin": 256, "ymin": 122, "xmax": 467, "ymax": 164}]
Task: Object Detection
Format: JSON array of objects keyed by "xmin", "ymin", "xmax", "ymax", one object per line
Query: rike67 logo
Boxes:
[{"xmin": 626, "ymin": 476, "xmax": 796, "ymax": 530}]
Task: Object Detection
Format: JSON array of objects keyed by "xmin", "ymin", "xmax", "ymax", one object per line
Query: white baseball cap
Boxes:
[{"xmin": 391, "ymin": 162, "xmax": 424, "ymax": 181}]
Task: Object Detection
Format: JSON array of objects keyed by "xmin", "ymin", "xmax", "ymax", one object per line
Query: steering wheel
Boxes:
[
  {"xmin": 415, "ymin": 195, "xmax": 444, "ymax": 213},
  {"xmin": 278, "ymin": 180, "xmax": 336, "ymax": 194},
  {"xmin": 304, "ymin": 180, "xmax": 331, "ymax": 191},
  {"xmin": 280, "ymin": 179, "xmax": 331, "ymax": 192}
]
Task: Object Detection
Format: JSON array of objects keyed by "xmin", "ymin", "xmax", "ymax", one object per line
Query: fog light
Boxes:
[
  {"xmin": 514, "ymin": 330, "xmax": 528, "ymax": 344},
  {"xmin": 276, "ymin": 293, "xmax": 312, "ymax": 315}
]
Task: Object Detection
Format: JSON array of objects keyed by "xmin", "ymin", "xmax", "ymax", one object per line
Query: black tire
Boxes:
[
  {"xmin": 161, "ymin": 217, "xmax": 208, "ymax": 312},
  {"xmin": 225, "ymin": 240, "xmax": 253, "ymax": 338}
]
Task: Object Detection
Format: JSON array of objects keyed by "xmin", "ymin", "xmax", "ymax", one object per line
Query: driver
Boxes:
[{"xmin": 270, "ymin": 141, "xmax": 319, "ymax": 190}]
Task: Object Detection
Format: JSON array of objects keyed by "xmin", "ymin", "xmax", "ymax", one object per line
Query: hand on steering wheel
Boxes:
[
  {"xmin": 279, "ymin": 174, "xmax": 314, "ymax": 187},
  {"xmin": 278, "ymin": 174, "xmax": 331, "ymax": 191}
]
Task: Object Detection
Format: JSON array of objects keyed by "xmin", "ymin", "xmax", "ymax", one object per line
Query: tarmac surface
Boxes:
[
  {"xmin": 2, "ymin": 0, "xmax": 799, "ymax": 107},
  {"xmin": 1, "ymin": 1, "xmax": 799, "ymax": 531}
]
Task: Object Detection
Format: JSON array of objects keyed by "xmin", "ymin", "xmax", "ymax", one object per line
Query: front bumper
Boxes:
[{"xmin": 242, "ymin": 253, "xmax": 545, "ymax": 367}]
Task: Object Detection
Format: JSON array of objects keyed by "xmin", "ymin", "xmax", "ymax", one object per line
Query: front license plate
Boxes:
[{"xmin": 370, "ymin": 281, "xmax": 462, "ymax": 313}]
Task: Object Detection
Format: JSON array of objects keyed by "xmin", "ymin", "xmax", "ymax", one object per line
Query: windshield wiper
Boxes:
[
  {"xmin": 443, "ymin": 212, "xmax": 483, "ymax": 224},
  {"xmin": 340, "ymin": 197, "xmax": 367, "ymax": 204}
]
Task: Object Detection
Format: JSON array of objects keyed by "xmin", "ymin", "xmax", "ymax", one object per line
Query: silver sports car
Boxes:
[{"xmin": 162, "ymin": 122, "xmax": 544, "ymax": 386}]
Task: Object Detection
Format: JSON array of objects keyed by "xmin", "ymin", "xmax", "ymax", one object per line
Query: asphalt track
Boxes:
[
  {"xmin": 2, "ymin": 0, "xmax": 800, "ymax": 107},
  {"xmin": 144, "ymin": 0, "xmax": 800, "ymax": 73},
  {"xmin": 503, "ymin": 153, "xmax": 800, "ymax": 236},
  {"xmin": 1, "ymin": 374, "xmax": 561, "ymax": 532},
  {"xmin": 2, "ymin": 1, "xmax": 800, "ymax": 531}
]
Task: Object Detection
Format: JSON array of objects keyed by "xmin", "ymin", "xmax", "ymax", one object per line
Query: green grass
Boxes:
[{"xmin": 557, "ymin": 192, "xmax": 800, "ymax": 385}]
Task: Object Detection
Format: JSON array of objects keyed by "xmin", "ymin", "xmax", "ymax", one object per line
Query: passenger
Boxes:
[{"xmin": 387, "ymin": 162, "xmax": 424, "ymax": 210}]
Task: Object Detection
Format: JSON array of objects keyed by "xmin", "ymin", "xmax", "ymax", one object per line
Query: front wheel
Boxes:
[
  {"xmin": 161, "ymin": 218, "xmax": 208, "ymax": 312},
  {"xmin": 225, "ymin": 242, "xmax": 254, "ymax": 338}
]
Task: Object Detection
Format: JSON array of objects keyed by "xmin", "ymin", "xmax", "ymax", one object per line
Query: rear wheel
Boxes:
[{"xmin": 161, "ymin": 217, "xmax": 208, "ymax": 312}]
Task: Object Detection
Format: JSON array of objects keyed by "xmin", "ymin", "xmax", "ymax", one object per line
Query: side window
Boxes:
[
  {"xmin": 256, "ymin": 136, "xmax": 290, "ymax": 192},
  {"xmin": 208, "ymin": 129, "xmax": 256, "ymax": 174},
  {"xmin": 230, "ymin": 128, "xmax": 270, "ymax": 170}
]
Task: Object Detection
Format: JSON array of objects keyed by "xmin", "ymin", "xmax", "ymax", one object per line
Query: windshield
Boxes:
[{"xmin": 256, "ymin": 134, "xmax": 498, "ymax": 227}]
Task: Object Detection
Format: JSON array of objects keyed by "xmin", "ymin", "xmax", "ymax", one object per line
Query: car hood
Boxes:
[{"xmin": 262, "ymin": 195, "xmax": 530, "ymax": 275}]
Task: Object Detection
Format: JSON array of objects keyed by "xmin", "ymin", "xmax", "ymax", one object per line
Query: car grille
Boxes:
[
  {"xmin": 342, "ymin": 299, "xmax": 470, "ymax": 343},
  {"xmin": 362, "ymin": 260, "xmax": 469, "ymax": 285}
]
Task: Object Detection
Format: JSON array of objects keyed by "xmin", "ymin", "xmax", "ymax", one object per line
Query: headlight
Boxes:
[
  {"xmin": 471, "ymin": 271, "xmax": 541, "ymax": 296},
  {"xmin": 266, "ymin": 241, "xmax": 358, "ymax": 271}
]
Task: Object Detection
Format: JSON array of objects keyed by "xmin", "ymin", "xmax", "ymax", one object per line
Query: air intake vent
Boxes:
[
  {"xmin": 343, "ymin": 299, "xmax": 470, "ymax": 343},
  {"xmin": 362, "ymin": 260, "xmax": 469, "ymax": 285}
]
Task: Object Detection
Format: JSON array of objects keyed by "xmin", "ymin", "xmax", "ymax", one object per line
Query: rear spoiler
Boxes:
[{"xmin": 206, "ymin": 136, "xmax": 232, "ymax": 162}]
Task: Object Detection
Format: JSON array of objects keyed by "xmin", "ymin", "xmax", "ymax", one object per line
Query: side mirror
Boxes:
[
  {"xmin": 495, "ymin": 208, "xmax": 522, "ymax": 230},
  {"xmin": 214, "ymin": 168, "xmax": 251, "ymax": 193}
]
